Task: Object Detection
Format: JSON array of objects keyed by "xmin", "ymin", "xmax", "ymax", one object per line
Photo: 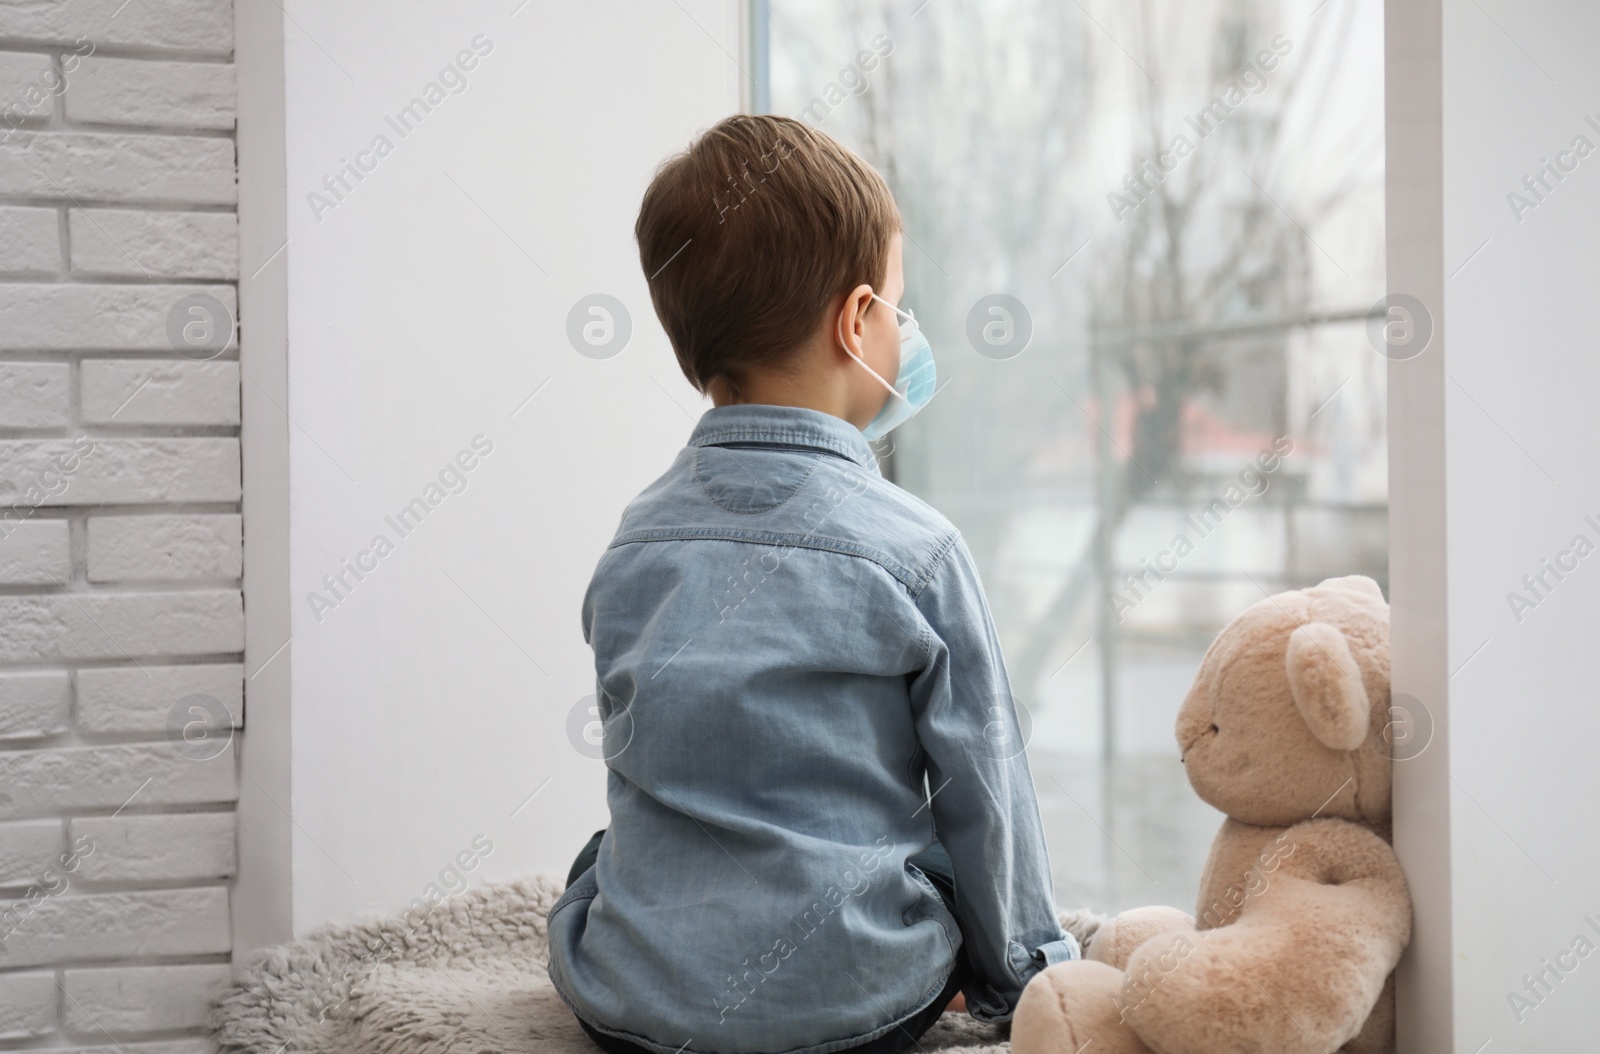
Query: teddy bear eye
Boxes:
[{"xmin": 1209, "ymin": 723, "xmax": 1220, "ymax": 735}]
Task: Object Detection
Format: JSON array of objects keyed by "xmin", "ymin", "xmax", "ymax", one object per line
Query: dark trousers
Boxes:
[{"xmin": 564, "ymin": 829, "xmax": 970, "ymax": 1054}]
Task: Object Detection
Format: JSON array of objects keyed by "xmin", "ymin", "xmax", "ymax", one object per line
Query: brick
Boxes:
[
  {"xmin": 0, "ymin": 888, "xmax": 230, "ymax": 968},
  {"xmin": 0, "ymin": 362, "xmax": 69, "ymax": 425},
  {"xmin": 0, "ymin": 671, "xmax": 70, "ymax": 739},
  {"xmin": 70, "ymin": 209, "xmax": 237, "ymax": 278},
  {"xmin": 0, "ymin": 971, "xmax": 56, "ymax": 1038},
  {"xmin": 0, "ymin": 438, "xmax": 239, "ymax": 505},
  {"xmin": 80, "ymin": 359, "xmax": 239, "ymax": 424},
  {"xmin": 0, "ymin": 207, "xmax": 60, "ymax": 273},
  {"xmin": 68, "ymin": 57, "xmax": 234, "ymax": 129},
  {"xmin": 0, "ymin": 743, "xmax": 235, "ymax": 819},
  {"xmin": 0, "ymin": 283, "xmax": 236, "ymax": 351},
  {"xmin": 0, "ymin": 590, "xmax": 243, "ymax": 663},
  {"xmin": 0, "ymin": 519, "xmax": 69, "ymax": 585},
  {"xmin": 54, "ymin": 1042, "xmax": 211, "ymax": 1054},
  {"xmin": 76, "ymin": 663, "xmax": 241, "ymax": 735},
  {"xmin": 72, "ymin": 813, "xmax": 234, "ymax": 882},
  {"xmin": 0, "ymin": 132, "xmax": 235, "ymax": 204},
  {"xmin": 0, "ymin": 52, "xmax": 55, "ymax": 124},
  {"xmin": 0, "ymin": 0, "xmax": 233, "ymax": 52},
  {"xmin": 0, "ymin": 820, "xmax": 63, "ymax": 885},
  {"xmin": 64, "ymin": 962, "xmax": 231, "ymax": 1031},
  {"xmin": 89, "ymin": 514, "xmax": 240, "ymax": 581}
]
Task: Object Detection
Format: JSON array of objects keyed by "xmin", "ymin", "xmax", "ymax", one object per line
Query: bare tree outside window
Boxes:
[{"xmin": 764, "ymin": 0, "xmax": 1385, "ymax": 913}]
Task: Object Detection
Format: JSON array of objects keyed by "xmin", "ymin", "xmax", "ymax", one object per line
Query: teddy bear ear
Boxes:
[{"xmin": 1286, "ymin": 622, "xmax": 1370, "ymax": 751}]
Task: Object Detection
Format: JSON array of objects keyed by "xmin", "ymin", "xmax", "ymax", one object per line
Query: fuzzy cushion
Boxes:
[{"xmin": 211, "ymin": 873, "xmax": 1107, "ymax": 1054}]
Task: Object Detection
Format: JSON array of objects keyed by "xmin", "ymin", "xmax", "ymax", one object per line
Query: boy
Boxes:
[{"xmin": 547, "ymin": 114, "xmax": 1077, "ymax": 1054}]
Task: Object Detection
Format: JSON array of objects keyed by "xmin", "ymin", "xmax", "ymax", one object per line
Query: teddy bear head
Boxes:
[{"xmin": 1174, "ymin": 575, "xmax": 1393, "ymax": 830}]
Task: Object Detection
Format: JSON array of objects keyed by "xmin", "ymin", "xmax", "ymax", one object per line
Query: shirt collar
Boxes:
[{"xmin": 688, "ymin": 404, "xmax": 878, "ymax": 469}]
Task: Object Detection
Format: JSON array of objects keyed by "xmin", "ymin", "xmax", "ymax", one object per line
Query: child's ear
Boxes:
[
  {"xmin": 834, "ymin": 284, "xmax": 875, "ymax": 356},
  {"xmin": 1286, "ymin": 622, "xmax": 1369, "ymax": 750}
]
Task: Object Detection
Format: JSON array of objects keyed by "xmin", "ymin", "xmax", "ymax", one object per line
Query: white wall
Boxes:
[
  {"xmin": 1391, "ymin": 0, "xmax": 1600, "ymax": 1048},
  {"xmin": 275, "ymin": 0, "xmax": 742, "ymax": 933}
]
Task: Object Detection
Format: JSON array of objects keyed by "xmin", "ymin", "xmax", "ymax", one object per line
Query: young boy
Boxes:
[{"xmin": 546, "ymin": 114, "xmax": 1078, "ymax": 1054}]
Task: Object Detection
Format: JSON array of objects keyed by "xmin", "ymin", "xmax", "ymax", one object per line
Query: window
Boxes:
[{"xmin": 761, "ymin": 0, "xmax": 1386, "ymax": 912}]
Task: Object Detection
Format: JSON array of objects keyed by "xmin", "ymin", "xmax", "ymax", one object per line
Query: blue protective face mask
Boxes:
[{"xmin": 844, "ymin": 293, "xmax": 937, "ymax": 441}]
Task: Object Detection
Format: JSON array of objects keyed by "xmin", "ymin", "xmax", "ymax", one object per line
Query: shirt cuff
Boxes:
[
  {"xmin": 1006, "ymin": 931, "xmax": 1081, "ymax": 985},
  {"xmin": 969, "ymin": 933, "xmax": 1082, "ymax": 1024},
  {"xmin": 1032, "ymin": 933, "xmax": 1082, "ymax": 969}
]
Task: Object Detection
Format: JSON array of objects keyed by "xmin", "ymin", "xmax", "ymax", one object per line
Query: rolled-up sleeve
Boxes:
[{"xmin": 909, "ymin": 534, "xmax": 1079, "ymax": 1023}]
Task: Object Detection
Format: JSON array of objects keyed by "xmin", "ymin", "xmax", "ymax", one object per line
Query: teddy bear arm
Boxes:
[
  {"xmin": 1087, "ymin": 906, "xmax": 1197, "ymax": 969},
  {"xmin": 1274, "ymin": 818, "xmax": 1413, "ymax": 953}
]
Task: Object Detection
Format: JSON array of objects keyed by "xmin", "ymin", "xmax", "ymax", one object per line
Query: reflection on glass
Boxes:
[{"xmin": 765, "ymin": 0, "xmax": 1386, "ymax": 913}]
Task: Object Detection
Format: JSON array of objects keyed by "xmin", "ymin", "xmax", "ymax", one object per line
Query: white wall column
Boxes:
[{"xmin": 1389, "ymin": 0, "xmax": 1600, "ymax": 1048}]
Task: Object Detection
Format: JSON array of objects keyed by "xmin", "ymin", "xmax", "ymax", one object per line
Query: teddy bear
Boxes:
[{"xmin": 1012, "ymin": 574, "xmax": 1412, "ymax": 1054}]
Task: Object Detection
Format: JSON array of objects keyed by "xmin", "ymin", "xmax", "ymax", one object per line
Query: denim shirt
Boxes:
[{"xmin": 546, "ymin": 404, "xmax": 1078, "ymax": 1054}]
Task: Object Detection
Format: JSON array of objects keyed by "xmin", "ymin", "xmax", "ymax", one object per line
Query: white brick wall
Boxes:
[
  {"xmin": 0, "ymin": 970, "xmax": 58, "ymax": 1038},
  {"xmin": 87, "ymin": 513, "xmax": 242, "ymax": 581},
  {"xmin": 0, "ymin": 284, "xmax": 240, "ymax": 348},
  {"xmin": 63, "ymin": 963, "xmax": 233, "ymax": 1031},
  {"xmin": 0, "ymin": 889, "xmax": 232, "ymax": 967},
  {"xmin": 0, "ymin": 439, "xmax": 240, "ymax": 503},
  {"xmin": 0, "ymin": 520, "xmax": 70, "ymax": 585},
  {"xmin": 0, "ymin": 208, "xmax": 61, "ymax": 274},
  {"xmin": 0, "ymin": 0, "xmax": 232, "ymax": 52},
  {"xmin": 0, "ymin": 821, "xmax": 65, "ymax": 885},
  {"xmin": 0, "ymin": 672, "xmax": 71, "ymax": 740},
  {"xmin": 0, "ymin": 52, "xmax": 53, "ymax": 112},
  {"xmin": 76, "ymin": 663, "xmax": 242, "ymax": 734},
  {"xmin": 80, "ymin": 360, "xmax": 240, "ymax": 424},
  {"xmin": 68, "ymin": 57, "xmax": 235, "ymax": 129},
  {"xmin": 0, "ymin": 362, "xmax": 70, "ymax": 425},
  {"xmin": 70, "ymin": 210, "xmax": 239, "ymax": 278},
  {"xmin": 71, "ymin": 813, "xmax": 236, "ymax": 882},
  {"xmin": 0, "ymin": 133, "xmax": 236, "ymax": 202},
  {"xmin": 0, "ymin": 0, "xmax": 240, "ymax": 1046}
]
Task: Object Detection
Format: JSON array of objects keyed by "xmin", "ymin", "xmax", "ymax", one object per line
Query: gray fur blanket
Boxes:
[{"xmin": 212, "ymin": 873, "xmax": 1102, "ymax": 1054}]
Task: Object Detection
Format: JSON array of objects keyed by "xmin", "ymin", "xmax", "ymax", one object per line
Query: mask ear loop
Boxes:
[
  {"xmin": 870, "ymin": 291, "xmax": 917, "ymax": 327},
  {"xmin": 839, "ymin": 295, "xmax": 902, "ymax": 398}
]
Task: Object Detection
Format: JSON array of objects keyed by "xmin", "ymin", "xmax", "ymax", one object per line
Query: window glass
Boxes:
[{"xmin": 764, "ymin": 0, "xmax": 1386, "ymax": 912}]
